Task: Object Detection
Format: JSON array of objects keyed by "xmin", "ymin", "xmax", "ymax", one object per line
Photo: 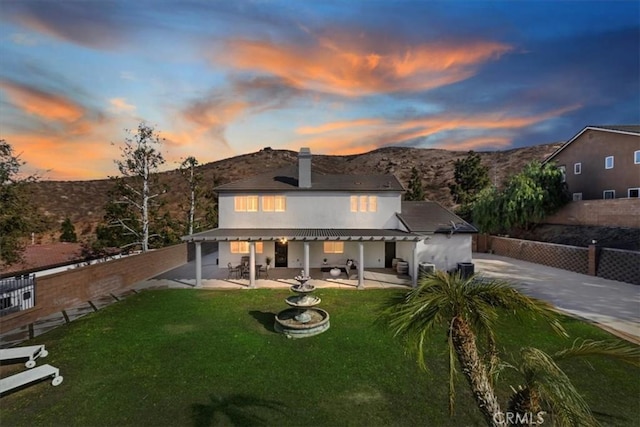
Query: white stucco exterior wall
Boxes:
[
  {"xmin": 218, "ymin": 192, "xmax": 402, "ymax": 229},
  {"xmin": 415, "ymin": 234, "xmax": 472, "ymax": 271}
]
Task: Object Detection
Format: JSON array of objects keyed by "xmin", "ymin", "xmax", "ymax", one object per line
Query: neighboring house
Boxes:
[
  {"xmin": 543, "ymin": 125, "xmax": 640, "ymax": 201},
  {"xmin": 182, "ymin": 148, "xmax": 476, "ymax": 287}
]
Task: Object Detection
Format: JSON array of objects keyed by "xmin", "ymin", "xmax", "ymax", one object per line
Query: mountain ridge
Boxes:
[{"xmin": 28, "ymin": 143, "xmax": 563, "ymax": 242}]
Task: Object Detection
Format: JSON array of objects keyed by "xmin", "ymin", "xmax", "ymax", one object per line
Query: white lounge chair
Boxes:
[
  {"xmin": 0, "ymin": 345, "xmax": 48, "ymax": 369},
  {"xmin": 0, "ymin": 364, "xmax": 63, "ymax": 395}
]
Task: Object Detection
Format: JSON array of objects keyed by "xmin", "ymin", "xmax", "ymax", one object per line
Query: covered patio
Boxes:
[{"xmin": 180, "ymin": 228, "xmax": 423, "ymax": 289}]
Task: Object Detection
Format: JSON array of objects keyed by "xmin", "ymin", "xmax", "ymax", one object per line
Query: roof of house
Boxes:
[
  {"xmin": 182, "ymin": 228, "xmax": 422, "ymax": 242},
  {"xmin": 543, "ymin": 125, "xmax": 640, "ymax": 164},
  {"xmin": 0, "ymin": 243, "xmax": 83, "ymax": 278},
  {"xmin": 397, "ymin": 201, "xmax": 478, "ymax": 234},
  {"xmin": 214, "ymin": 165, "xmax": 405, "ymax": 192}
]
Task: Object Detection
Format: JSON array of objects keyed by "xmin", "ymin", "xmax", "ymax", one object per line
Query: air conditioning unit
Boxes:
[{"xmin": 418, "ymin": 262, "xmax": 435, "ymax": 277}]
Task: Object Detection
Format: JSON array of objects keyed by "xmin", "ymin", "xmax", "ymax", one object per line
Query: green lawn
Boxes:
[{"xmin": 1, "ymin": 289, "xmax": 638, "ymax": 426}]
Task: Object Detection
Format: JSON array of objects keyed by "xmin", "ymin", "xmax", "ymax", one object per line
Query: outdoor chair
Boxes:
[
  {"xmin": 258, "ymin": 264, "xmax": 269, "ymax": 279},
  {"xmin": 241, "ymin": 262, "xmax": 250, "ymax": 279},
  {"xmin": 227, "ymin": 263, "xmax": 240, "ymax": 279}
]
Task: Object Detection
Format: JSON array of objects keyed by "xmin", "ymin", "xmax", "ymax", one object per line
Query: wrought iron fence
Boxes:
[{"xmin": 0, "ymin": 274, "xmax": 36, "ymax": 317}]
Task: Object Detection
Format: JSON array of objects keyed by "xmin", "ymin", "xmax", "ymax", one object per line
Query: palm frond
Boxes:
[
  {"xmin": 553, "ymin": 339, "xmax": 640, "ymax": 367},
  {"xmin": 514, "ymin": 347, "xmax": 599, "ymax": 427}
]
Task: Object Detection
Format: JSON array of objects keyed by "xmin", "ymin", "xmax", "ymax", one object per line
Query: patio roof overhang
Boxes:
[{"xmin": 181, "ymin": 228, "xmax": 424, "ymax": 242}]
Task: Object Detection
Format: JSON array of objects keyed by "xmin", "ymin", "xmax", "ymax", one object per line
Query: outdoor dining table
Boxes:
[{"xmin": 236, "ymin": 264, "xmax": 262, "ymax": 279}]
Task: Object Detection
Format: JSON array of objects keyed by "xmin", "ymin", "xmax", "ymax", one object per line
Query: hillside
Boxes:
[{"xmin": 27, "ymin": 143, "xmax": 562, "ymax": 242}]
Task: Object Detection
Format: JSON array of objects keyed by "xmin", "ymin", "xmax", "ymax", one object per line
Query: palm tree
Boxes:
[
  {"xmin": 506, "ymin": 340, "xmax": 640, "ymax": 426},
  {"xmin": 380, "ymin": 271, "xmax": 565, "ymax": 427}
]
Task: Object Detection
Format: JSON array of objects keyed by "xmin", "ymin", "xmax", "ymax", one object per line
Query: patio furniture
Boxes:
[
  {"xmin": 258, "ymin": 264, "xmax": 269, "ymax": 279},
  {"xmin": 0, "ymin": 345, "xmax": 48, "ymax": 369},
  {"xmin": 227, "ymin": 263, "xmax": 240, "ymax": 279},
  {"xmin": 0, "ymin": 364, "xmax": 63, "ymax": 395}
]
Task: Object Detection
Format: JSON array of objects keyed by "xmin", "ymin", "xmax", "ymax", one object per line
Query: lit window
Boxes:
[
  {"xmin": 359, "ymin": 195, "xmax": 368, "ymax": 212},
  {"xmin": 572, "ymin": 193, "xmax": 582, "ymax": 201},
  {"xmin": 261, "ymin": 195, "xmax": 285, "ymax": 212},
  {"xmin": 603, "ymin": 190, "xmax": 615, "ymax": 199},
  {"xmin": 350, "ymin": 196, "xmax": 358, "ymax": 212},
  {"xmin": 247, "ymin": 196, "xmax": 258, "ymax": 212},
  {"xmin": 234, "ymin": 196, "xmax": 258, "ymax": 212},
  {"xmin": 275, "ymin": 195, "xmax": 286, "ymax": 212},
  {"xmin": 262, "ymin": 196, "xmax": 274, "ymax": 212},
  {"xmin": 368, "ymin": 196, "xmax": 377, "ymax": 212},
  {"xmin": 230, "ymin": 242, "xmax": 263, "ymax": 253},
  {"xmin": 323, "ymin": 241, "xmax": 344, "ymax": 254},
  {"xmin": 558, "ymin": 165, "xmax": 566, "ymax": 183},
  {"xmin": 574, "ymin": 163, "xmax": 581, "ymax": 175},
  {"xmin": 628, "ymin": 188, "xmax": 640, "ymax": 198},
  {"xmin": 605, "ymin": 156, "xmax": 614, "ymax": 169},
  {"xmin": 635, "ymin": 151, "xmax": 640, "ymax": 164},
  {"xmin": 234, "ymin": 196, "xmax": 246, "ymax": 212}
]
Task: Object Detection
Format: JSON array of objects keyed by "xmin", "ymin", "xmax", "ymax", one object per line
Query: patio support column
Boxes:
[
  {"xmin": 412, "ymin": 243, "xmax": 418, "ymax": 288},
  {"xmin": 357, "ymin": 241, "xmax": 364, "ymax": 289},
  {"xmin": 303, "ymin": 241, "xmax": 310, "ymax": 276},
  {"xmin": 249, "ymin": 242, "xmax": 256, "ymax": 288},
  {"xmin": 195, "ymin": 241, "xmax": 202, "ymax": 288}
]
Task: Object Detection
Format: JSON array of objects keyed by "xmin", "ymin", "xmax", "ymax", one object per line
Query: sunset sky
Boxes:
[{"xmin": 1, "ymin": 1, "xmax": 638, "ymax": 181}]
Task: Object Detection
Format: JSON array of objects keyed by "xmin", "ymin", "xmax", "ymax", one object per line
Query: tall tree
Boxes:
[
  {"xmin": 449, "ymin": 151, "xmax": 490, "ymax": 206},
  {"xmin": 0, "ymin": 140, "xmax": 40, "ymax": 265},
  {"xmin": 111, "ymin": 123, "xmax": 166, "ymax": 252},
  {"xmin": 179, "ymin": 156, "xmax": 217, "ymax": 235},
  {"xmin": 380, "ymin": 271, "xmax": 565, "ymax": 426},
  {"xmin": 405, "ymin": 166, "xmax": 425, "ymax": 201},
  {"xmin": 59, "ymin": 217, "xmax": 77, "ymax": 242},
  {"xmin": 472, "ymin": 161, "xmax": 569, "ymax": 234}
]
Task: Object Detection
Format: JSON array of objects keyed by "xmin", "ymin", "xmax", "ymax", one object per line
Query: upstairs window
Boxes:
[
  {"xmin": 262, "ymin": 195, "xmax": 286, "ymax": 212},
  {"xmin": 605, "ymin": 156, "xmax": 614, "ymax": 169},
  {"xmin": 603, "ymin": 190, "xmax": 615, "ymax": 199},
  {"xmin": 558, "ymin": 165, "xmax": 566, "ymax": 183},
  {"xmin": 350, "ymin": 195, "xmax": 378, "ymax": 212},
  {"xmin": 234, "ymin": 196, "xmax": 259, "ymax": 212},
  {"xmin": 635, "ymin": 150, "xmax": 640, "ymax": 164},
  {"xmin": 574, "ymin": 163, "xmax": 581, "ymax": 175},
  {"xmin": 323, "ymin": 241, "xmax": 344, "ymax": 254}
]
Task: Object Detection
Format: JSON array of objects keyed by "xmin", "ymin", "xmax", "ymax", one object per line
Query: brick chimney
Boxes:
[{"xmin": 298, "ymin": 147, "xmax": 312, "ymax": 188}]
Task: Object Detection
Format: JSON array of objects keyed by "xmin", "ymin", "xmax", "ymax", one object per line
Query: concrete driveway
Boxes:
[{"xmin": 473, "ymin": 253, "xmax": 640, "ymax": 343}]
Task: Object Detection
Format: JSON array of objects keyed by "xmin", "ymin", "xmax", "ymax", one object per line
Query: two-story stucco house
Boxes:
[
  {"xmin": 543, "ymin": 125, "xmax": 640, "ymax": 200},
  {"xmin": 182, "ymin": 148, "xmax": 476, "ymax": 287}
]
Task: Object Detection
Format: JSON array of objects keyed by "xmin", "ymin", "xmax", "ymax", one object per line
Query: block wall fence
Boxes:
[
  {"xmin": 1, "ymin": 243, "xmax": 188, "ymax": 333},
  {"xmin": 545, "ymin": 199, "xmax": 640, "ymax": 228},
  {"xmin": 474, "ymin": 235, "xmax": 640, "ymax": 285}
]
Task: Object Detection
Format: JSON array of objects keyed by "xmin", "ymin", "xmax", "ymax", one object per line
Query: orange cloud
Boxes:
[
  {"xmin": 218, "ymin": 36, "xmax": 512, "ymax": 96},
  {"xmin": 0, "ymin": 80, "xmax": 84, "ymax": 122},
  {"xmin": 109, "ymin": 97, "xmax": 136, "ymax": 113},
  {"xmin": 296, "ymin": 118, "xmax": 382, "ymax": 135}
]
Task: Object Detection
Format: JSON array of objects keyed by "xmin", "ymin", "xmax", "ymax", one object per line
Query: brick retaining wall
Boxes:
[
  {"xmin": 488, "ymin": 236, "xmax": 589, "ymax": 274},
  {"xmin": 0, "ymin": 243, "xmax": 188, "ymax": 333},
  {"xmin": 475, "ymin": 235, "xmax": 639, "ymax": 285},
  {"xmin": 598, "ymin": 248, "xmax": 640, "ymax": 285}
]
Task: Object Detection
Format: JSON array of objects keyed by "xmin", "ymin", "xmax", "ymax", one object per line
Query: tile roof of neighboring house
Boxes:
[
  {"xmin": 1, "ymin": 243, "xmax": 83, "ymax": 277},
  {"xmin": 183, "ymin": 228, "xmax": 422, "ymax": 241},
  {"xmin": 397, "ymin": 201, "xmax": 478, "ymax": 234},
  {"xmin": 544, "ymin": 125, "xmax": 640, "ymax": 164},
  {"xmin": 214, "ymin": 165, "xmax": 405, "ymax": 192}
]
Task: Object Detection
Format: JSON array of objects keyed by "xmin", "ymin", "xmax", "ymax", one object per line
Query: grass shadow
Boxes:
[
  {"xmin": 249, "ymin": 310, "xmax": 276, "ymax": 333},
  {"xmin": 191, "ymin": 394, "xmax": 286, "ymax": 427}
]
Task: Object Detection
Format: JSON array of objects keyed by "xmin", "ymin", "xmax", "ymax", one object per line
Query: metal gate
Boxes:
[{"xmin": 0, "ymin": 274, "xmax": 36, "ymax": 317}]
